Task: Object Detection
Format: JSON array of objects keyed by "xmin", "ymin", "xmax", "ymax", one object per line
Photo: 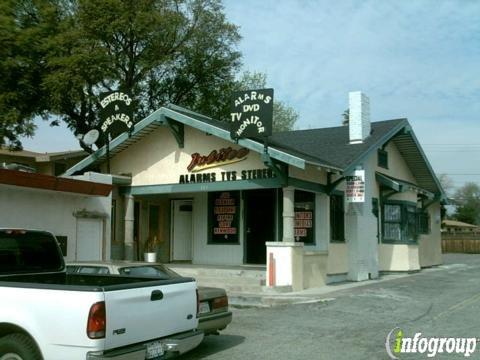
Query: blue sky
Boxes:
[{"xmin": 21, "ymin": 0, "xmax": 480, "ymax": 191}]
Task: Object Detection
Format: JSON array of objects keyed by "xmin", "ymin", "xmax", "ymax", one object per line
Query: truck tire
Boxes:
[{"xmin": 0, "ymin": 333, "xmax": 42, "ymax": 360}]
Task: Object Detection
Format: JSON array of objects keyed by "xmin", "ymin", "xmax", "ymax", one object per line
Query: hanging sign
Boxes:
[
  {"xmin": 346, "ymin": 170, "xmax": 366, "ymax": 203},
  {"xmin": 230, "ymin": 88, "xmax": 273, "ymax": 139},
  {"xmin": 99, "ymin": 91, "xmax": 134, "ymax": 138}
]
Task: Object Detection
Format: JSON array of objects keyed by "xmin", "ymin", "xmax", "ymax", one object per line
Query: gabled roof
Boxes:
[{"xmin": 64, "ymin": 104, "xmax": 444, "ymax": 197}]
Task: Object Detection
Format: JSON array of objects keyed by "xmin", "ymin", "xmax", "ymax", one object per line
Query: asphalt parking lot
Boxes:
[{"xmin": 181, "ymin": 254, "xmax": 480, "ymax": 360}]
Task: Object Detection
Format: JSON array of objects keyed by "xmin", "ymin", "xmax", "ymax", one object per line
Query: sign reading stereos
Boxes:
[
  {"xmin": 230, "ymin": 88, "xmax": 273, "ymax": 139},
  {"xmin": 179, "ymin": 146, "xmax": 275, "ymax": 184},
  {"xmin": 99, "ymin": 91, "xmax": 134, "ymax": 139},
  {"xmin": 346, "ymin": 170, "xmax": 365, "ymax": 203}
]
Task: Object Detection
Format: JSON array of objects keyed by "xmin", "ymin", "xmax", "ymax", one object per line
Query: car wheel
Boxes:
[{"xmin": 0, "ymin": 334, "xmax": 42, "ymax": 360}]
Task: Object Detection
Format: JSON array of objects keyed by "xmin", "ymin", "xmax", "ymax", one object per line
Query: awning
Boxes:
[
  {"xmin": 0, "ymin": 169, "xmax": 112, "ymax": 196},
  {"xmin": 376, "ymin": 172, "xmax": 435, "ymax": 199}
]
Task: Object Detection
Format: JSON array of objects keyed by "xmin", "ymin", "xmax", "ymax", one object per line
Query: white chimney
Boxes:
[{"xmin": 349, "ymin": 91, "xmax": 371, "ymax": 144}]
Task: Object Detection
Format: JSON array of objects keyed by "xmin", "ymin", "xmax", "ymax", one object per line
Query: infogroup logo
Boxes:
[{"xmin": 385, "ymin": 327, "xmax": 478, "ymax": 359}]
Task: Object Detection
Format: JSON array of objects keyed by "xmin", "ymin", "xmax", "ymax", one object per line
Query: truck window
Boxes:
[
  {"xmin": 118, "ymin": 265, "xmax": 180, "ymax": 279},
  {"xmin": 0, "ymin": 230, "xmax": 64, "ymax": 274}
]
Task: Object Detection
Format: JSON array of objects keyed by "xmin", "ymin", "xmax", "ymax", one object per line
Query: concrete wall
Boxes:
[
  {"xmin": 303, "ymin": 251, "xmax": 328, "ymax": 288},
  {"xmin": 327, "ymin": 243, "xmax": 349, "ymax": 275},
  {"xmin": 0, "ymin": 181, "xmax": 111, "ymax": 261},
  {"xmin": 379, "ymin": 244, "xmax": 420, "ymax": 271}
]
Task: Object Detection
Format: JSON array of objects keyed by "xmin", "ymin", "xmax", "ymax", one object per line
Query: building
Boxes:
[
  {"xmin": 0, "ymin": 169, "xmax": 112, "ymax": 260},
  {"xmin": 64, "ymin": 92, "xmax": 446, "ymax": 290},
  {"xmin": 442, "ymin": 219, "xmax": 480, "ymax": 234},
  {"xmin": 0, "ymin": 147, "xmax": 87, "ymax": 176}
]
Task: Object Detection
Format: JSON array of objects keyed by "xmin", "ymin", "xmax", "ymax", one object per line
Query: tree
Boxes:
[
  {"xmin": 1, "ymin": 0, "xmax": 241, "ymax": 151},
  {"xmin": 236, "ymin": 71, "xmax": 298, "ymax": 132},
  {"xmin": 437, "ymin": 173, "xmax": 454, "ymax": 197},
  {"xmin": 453, "ymin": 182, "xmax": 480, "ymax": 225},
  {"xmin": 0, "ymin": 0, "xmax": 53, "ymax": 149}
]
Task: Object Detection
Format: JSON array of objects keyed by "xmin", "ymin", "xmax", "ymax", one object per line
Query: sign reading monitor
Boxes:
[
  {"xmin": 99, "ymin": 91, "xmax": 134, "ymax": 139},
  {"xmin": 230, "ymin": 88, "xmax": 273, "ymax": 140}
]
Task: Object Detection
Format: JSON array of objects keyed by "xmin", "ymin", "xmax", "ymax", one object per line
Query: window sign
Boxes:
[
  {"xmin": 294, "ymin": 190, "xmax": 315, "ymax": 244},
  {"xmin": 208, "ymin": 191, "xmax": 240, "ymax": 244}
]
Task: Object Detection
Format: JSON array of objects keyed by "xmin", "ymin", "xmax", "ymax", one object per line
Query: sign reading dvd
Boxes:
[
  {"xmin": 230, "ymin": 88, "xmax": 273, "ymax": 139},
  {"xmin": 99, "ymin": 91, "xmax": 134, "ymax": 138}
]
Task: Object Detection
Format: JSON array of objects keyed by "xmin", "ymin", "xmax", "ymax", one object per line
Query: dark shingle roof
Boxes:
[{"xmin": 269, "ymin": 119, "xmax": 406, "ymax": 170}]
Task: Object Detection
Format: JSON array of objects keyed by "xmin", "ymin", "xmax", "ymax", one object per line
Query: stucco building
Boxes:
[{"xmin": 65, "ymin": 92, "xmax": 446, "ymax": 290}]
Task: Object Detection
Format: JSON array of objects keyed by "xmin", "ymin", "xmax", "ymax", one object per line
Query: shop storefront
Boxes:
[{"xmin": 66, "ymin": 93, "xmax": 446, "ymax": 290}]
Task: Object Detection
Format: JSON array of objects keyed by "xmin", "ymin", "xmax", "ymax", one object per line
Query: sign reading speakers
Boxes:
[
  {"xmin": 99, "ymin": 91, "xmax": 134, "ymax": 139},
  {"xmin": 230, "ymin": 88, "xmax": 273, "ymax": 139}
]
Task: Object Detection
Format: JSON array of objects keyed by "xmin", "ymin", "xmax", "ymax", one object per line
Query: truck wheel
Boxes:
[{"xmin": 0, "ymin": 334, "xmax": 41, "ymax": 360}]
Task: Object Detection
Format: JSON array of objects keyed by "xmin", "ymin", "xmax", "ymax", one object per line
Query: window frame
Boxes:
[
  {"xmin": 381, "ymin": 200, "xmax": 421, "ymax": 244},
  {"xmin": 330, "ymin": 193, "xmax": 345, "ymax": 243},
  {"xmin": 378, "ymin": 149, "xmax": 389, "ymax": 169}
]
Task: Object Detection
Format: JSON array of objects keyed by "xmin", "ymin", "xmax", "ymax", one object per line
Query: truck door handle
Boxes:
[{"xmin": 151, "ymin": 290, "xmax": 164, "ymax": 301}]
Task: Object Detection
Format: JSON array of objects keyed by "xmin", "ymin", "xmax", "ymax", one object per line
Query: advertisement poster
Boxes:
[
  {"xmin": 208, "ymin": 191, "xmax": 240, "ymax": 244},
  {"xmin": 346, "ymin": 170, "xmax": 365, "ymax": 203}
]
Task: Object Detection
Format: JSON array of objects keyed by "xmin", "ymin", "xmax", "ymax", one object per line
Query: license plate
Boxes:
[
  {"xmin": 199, "ymin": 301, "xmax": 210, "ymax": 314},
  {"xmin": 146, "ymin": 341, "xmax": 164, "ymax": 359}
]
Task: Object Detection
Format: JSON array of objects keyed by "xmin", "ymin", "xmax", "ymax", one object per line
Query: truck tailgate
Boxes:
[{"xmin": 104, "ymin": 279, "xmax": 198, "ymax": 350}]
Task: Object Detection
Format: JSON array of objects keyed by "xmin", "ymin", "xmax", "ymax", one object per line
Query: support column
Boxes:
[
  {"xmin": 266, "ymin": 187, "xmax": 304, "ymax": 292},
  {"xmin": 124, "ymin": 194, "xmax": 135, "ymax": 260},
  {"xmin": 282, "ymin": 186, "xmax": 295, "ymax": 242}
]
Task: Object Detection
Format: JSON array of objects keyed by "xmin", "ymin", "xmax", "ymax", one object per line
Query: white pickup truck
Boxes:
[{"xmin": 0, "ymin": 229, "xmax": 203, "ymax": 360}]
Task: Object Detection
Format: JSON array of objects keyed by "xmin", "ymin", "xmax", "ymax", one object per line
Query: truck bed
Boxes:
[{"xmin": 0, "ymin": 272, "xmax": 196, "ymax": 291}]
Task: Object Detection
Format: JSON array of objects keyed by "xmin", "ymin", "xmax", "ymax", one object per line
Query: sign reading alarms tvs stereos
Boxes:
[{"xmin": 230, "ymin": 88, "xmax": 273, "ymax": 140}]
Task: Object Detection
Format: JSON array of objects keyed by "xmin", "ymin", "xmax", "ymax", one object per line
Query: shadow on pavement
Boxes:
[{"xmin": 179, "ymin": 334, "xmax": 245, "ymax": 359}]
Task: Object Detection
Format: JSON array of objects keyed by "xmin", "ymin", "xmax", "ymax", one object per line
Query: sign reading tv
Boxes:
[{"xmin": 230, "ymin": 88, "xmax": 273, "ymax": 140}]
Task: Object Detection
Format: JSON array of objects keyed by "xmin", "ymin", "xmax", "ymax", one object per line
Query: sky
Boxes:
[{"xmin": 20, "ymin": 0, "xmax": 480, "ymax": 192}]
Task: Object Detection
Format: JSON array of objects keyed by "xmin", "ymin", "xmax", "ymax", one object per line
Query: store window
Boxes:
[
  {"xmin": 382, "ymin": 201, "xmax": 426, "ymax": 243},
  {"xmin": 330, "ymin": 194, "xmax": 345, "ymax": 242},
  {"xmin": 294, "ymin": 190, "xmax": 315, "ymax": 245},
  {"xmin": 208, "ymin": 191, "xmax": 240, "ymax": 244}
]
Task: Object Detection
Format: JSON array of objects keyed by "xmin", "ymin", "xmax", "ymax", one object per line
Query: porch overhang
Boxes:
[
  {"xmin": 376, "ymin": 172, "xmax": 435, "ymax": 199},
  {"xmin": 122, "ymin": 177, "xmax": 283, "ymax": 196}
]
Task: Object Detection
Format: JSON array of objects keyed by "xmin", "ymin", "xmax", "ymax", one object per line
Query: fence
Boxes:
[{"xmin": 442, "ymin": 233, "xmax": 480, "ymax": 253}]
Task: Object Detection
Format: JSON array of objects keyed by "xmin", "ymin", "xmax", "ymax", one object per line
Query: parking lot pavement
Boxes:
[{"xmin": 181, "ymin": 254, "xmax": 480, "ymax": 360}]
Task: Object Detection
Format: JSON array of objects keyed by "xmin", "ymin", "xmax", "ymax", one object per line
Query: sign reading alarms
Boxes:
[{"xmin": 230, "ymin": 88, "xmax": 273, "ymax": 140}]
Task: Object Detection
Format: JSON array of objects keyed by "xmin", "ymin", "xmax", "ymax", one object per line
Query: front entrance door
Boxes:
[
  {"xmin": 171, "ymin": 200, "xmax": 193, "ymax": 261},
  {"xmin": 245, "ymin": 189, "xmax": 276, "ymax": 264},
  {"xmin": 76, "ymin": 218, "xmax": 103, "ymax": 260}
]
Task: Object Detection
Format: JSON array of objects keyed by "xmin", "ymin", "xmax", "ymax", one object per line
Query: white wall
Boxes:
[
  {"xmin": 0, "ymin": 184, "xmax": 111, "ymax": 261},
  {"xmin": 109, "ymin": 126, "xmax": 268, "ymax": 186}
]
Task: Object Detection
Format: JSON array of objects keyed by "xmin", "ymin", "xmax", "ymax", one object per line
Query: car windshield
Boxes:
[{"xmin": 118, "ymin": 265, "xmax": 181, "ymax": 279}]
